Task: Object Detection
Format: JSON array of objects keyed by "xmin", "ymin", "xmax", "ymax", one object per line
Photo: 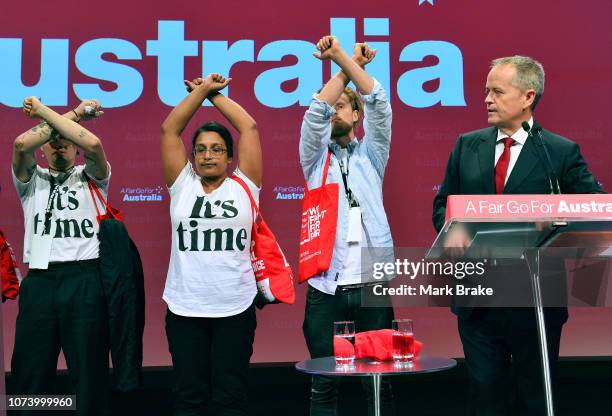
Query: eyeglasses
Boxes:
[{"xmin": 193, "ymin": 145, "xmax": 227, "ymax": 158}]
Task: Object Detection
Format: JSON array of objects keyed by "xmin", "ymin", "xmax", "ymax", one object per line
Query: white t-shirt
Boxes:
[
  {"xmin": 163, "ymin": 163, "xmax": 259, "ymax": 318},
  {"xmin": 12, "ymin": 164, "xmax": 111, "ymax": 265}
]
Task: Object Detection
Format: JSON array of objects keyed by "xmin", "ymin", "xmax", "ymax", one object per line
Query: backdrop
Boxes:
[{"xmin": 1, "ymin": 0, "xmax": 611, "ymax": 369}]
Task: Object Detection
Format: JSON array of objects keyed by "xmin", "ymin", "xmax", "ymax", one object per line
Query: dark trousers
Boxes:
[
  {"xmin": 302, "ymin": 285, "xmax": 395, "ymax": 416},
  {"xmin": 458, "ymin": 308, "xmax": 563, "ymax": 416},
  {"xmin": 11, "ymin": 259, "xmax": 110, "ymax": 416},
  {"xmin": 165, "ymin": 304, "xmax": 257, "ymax": 416}
]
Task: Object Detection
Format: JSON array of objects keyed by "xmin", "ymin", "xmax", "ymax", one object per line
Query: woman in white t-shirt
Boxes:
[
  {"xmin": 160, "ymin": 73, "xmax": 262, "ymax": 416},
  {"xmin": 11, "ymin": 97, "xmax": 111, "ymax": 415}
]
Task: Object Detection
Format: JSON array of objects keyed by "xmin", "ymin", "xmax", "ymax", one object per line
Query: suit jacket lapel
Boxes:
[
  {"xmin": 503, "ymin": 135, "xmax": 540, "ymax": 193},
  {"xmin": 478, "ymin": 129, "xmax": 497, "ymax": 194}
]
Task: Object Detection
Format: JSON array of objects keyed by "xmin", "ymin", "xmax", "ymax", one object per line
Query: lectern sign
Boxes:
[{"xmin": 446, "ymin": 195, "xmax": 612, "ymax": 223}]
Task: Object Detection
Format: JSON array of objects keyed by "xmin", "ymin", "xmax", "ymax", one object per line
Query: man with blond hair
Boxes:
[{"xmin": 300, "ymin": 36, "xmax": 395, "ymax": 416}]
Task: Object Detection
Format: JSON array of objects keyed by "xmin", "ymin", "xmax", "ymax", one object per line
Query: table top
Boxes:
[{"xmin": 295, "ymin": 356, "xmax": 457, "ymax": 377}]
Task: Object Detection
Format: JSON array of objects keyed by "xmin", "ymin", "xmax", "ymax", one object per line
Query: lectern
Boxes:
[{"xmin": 428, "ymin": 194, "xmax": 612, "ymax": 416}]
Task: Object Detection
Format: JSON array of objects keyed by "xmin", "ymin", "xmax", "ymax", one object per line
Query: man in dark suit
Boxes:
[{"xmin": 432, "ymin": 56, "xmax": 604, "ymax": 415}]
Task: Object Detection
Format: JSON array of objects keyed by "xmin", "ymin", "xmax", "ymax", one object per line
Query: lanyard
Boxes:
[
  {"xmin": 44, "ymin": 176, "xmax": 60, "ymax": 235},
  {"xmin": 337, "ymin": 152, "xmax": 359, "ymax": 208}
]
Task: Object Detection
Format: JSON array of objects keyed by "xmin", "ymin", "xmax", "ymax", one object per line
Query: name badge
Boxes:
[
  {"xmin": 29, "ymin": 233, "xmax": 53, "ymax": 270},
  {"xmin": 346, "ymin": 206, "xmax": 362, "ymax": 243}
]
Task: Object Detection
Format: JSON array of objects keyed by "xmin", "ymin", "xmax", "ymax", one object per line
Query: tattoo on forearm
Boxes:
[
  {"xmin": 78, "ymin": 129, "xmax": 87, "ymax": 139},
  {"xmin": 39, "ymin": 128, "xmax": 52, "ymax": 140},
  {"xmin": 29, "ymin": 122, "xmax": 52, "ymax": 143},
  {"xmin": 30, "ymin": 122, "xmax": 48, "ymax": 134}
]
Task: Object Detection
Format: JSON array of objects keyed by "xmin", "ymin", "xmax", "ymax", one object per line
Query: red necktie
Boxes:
[{"xmin": 495, "ymin": 137, "xmax": 515, "ymax": 194}]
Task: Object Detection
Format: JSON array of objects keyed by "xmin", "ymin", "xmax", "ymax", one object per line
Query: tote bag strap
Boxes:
[
  {"xmin": 231, "ymin": 175, "xmax": 261, "ymax": 223},
  {"xmin": 84, "ymin": 173, "xmax": 109, "ymax": 218},
  {"xmin": 304, "ymin": 149, "xmax": 332, "ymax": 192}
]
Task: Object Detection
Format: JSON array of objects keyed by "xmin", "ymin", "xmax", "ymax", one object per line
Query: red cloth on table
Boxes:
[{"xmin": 333, "ymin": 329, "xmax": 423, "ymax": 361}]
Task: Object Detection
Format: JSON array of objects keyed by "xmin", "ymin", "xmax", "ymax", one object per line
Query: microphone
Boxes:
[{"xmin": 522, "ymin": 121, "xmax": 561, "ymax": 194}]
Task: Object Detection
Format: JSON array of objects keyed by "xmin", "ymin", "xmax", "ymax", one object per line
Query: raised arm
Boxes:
[
  {"xmin": 13, "ymin": 100, "xmax": 87, "ymax": 182},
  {"xmin": 208, "ymin": 93, "xmax": 262, "ymax": 187},
  {"xmin": 299, "ymin": 69, "xmax": 348, "ymax": 179},
  {"xmin": 349, "ymin": 44, "xmax": 391, "ymax": 177},
  {"xmin": 160, "ymin": 73, "xmax": 229, "ymax": 187},
  {"xmin": 313, "ymin": 36, "xmax": 375, "ymax": 101},
  {"xmin": 18, "ymin": 97, "xmax": 108, "ymax": 180},
  {"xmin": 300, "ymin": 40, "xmax": 376, "ymax": 179},
  {"xmin": 75, "ymin": 100, "xmax": 107, "ymax": 180}
]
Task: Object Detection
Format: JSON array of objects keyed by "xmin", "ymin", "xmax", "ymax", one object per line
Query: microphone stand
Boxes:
[{"xmin": 522, "ymin": 120, "xmax": 560, "ymax": 416}]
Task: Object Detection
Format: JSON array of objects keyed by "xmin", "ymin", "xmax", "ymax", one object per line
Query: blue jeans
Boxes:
[{"xmin": 302, "ymin": 285, "xmax": 395, "ymax": 416}]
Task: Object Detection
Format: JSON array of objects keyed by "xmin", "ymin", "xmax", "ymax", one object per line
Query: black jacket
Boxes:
[
  {"xmin": 98, "ymin": 218, "xmax": 145, "ymax": 392},
  {"xmin": 432, "ymin": 124, "xmax": 604, "ymax": 324}
]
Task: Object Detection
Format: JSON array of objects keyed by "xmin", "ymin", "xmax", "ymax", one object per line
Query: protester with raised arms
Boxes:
[
  {"xmin": 160, "ymin": 73, "xmax": 262, "ymax": 416},
  {"xmin": 12, "ymin": 97, "xmax": 111, "ymax": 415}
]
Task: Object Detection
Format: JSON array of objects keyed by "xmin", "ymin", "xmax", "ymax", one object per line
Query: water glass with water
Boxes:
[
  {"xmin": 392, "ymin": 319, "xmax": 414, "ymax": 364},
  {"xmin": 333, "ymin": 321, "xmax": 355, "ymax": 366}
]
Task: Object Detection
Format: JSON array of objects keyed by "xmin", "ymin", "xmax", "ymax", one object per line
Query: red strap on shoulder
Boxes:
[
  {"xmin": 231, "ymin": 175, "xmax": 261, "ymax": 221},
  {"xmin": 86, "ymin": 178, "xmax": 102, "ymax": 218},
  {"xmin": 85, "ymin": 175, "xmax": 109, "ymax": 216},
  {"xmin": 321, "ymin": 149, "xmax": 332, "ymax": 186},
  {"xmin": 305, "ymin": 149, "xmax": 332, "ymax": 192}
]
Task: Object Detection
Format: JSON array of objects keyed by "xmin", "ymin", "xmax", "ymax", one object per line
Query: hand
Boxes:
[
  {"xmin": 443, "ymin": 224, "xmax": 471, "ymax": 258},
  {"xmin": 184, "ymin": 77, "xmax": 205, "ymax": 93},
  {"xmin": 352, "ymin": 43, "xmax": 377, "ymax": 67},
  {"xmin": 206, "ymin": 73, "xmax": 231, "ymax": 92},
  {"xmin": 74, "ymin": 99, "xmax": 103, "ymax": 121},
  {"xmin": 184, "ymin": 74, "xmax": 230, "ymax": 94},
  {"xmin": 313, "ymin": 35, "xmax": 341, "ymax": 61},
  {"xmin": 22, "ymin": 96, "xmax": 45, "ymax": 119}
]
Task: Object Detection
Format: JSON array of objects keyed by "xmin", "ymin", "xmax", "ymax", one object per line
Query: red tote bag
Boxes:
[
  {"xmin": 232, "ymin": 176, "xmax": 295, "ymax": 305},
  {"xmin": 298, "ymin": 150, "xmax": 339, "ymax": 283}
]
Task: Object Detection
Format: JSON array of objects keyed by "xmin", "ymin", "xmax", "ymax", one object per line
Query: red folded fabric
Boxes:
[
  {"xmin": 333, "ymin": 329, "xmax": 423, "ymax": 361},
  {"xmin": 333, "ymin": 336, "xmax": 355, "ymax": 358},
  {"xmin": 357, "ymin": 329, "xmax": 423, "ymax": 361}
]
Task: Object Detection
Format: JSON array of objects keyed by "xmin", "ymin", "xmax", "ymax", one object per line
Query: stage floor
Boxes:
[{"xmin": 6, "ymin": 358, "xmax": 612, "ymax": 415}]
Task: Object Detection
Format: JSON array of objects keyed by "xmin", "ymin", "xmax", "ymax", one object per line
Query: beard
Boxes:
[{"xmin": 331, "ymin": 119, "xmax": 353, "ymax": 139}]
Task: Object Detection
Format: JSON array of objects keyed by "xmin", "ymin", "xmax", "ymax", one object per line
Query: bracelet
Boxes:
[
  {"xmin": 207, "ymin": 91, "xmax": 221, "ymax": 100},
  {"xmin": 71, "ymin": 109, "xmax": 81, "ymax": 123}
]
